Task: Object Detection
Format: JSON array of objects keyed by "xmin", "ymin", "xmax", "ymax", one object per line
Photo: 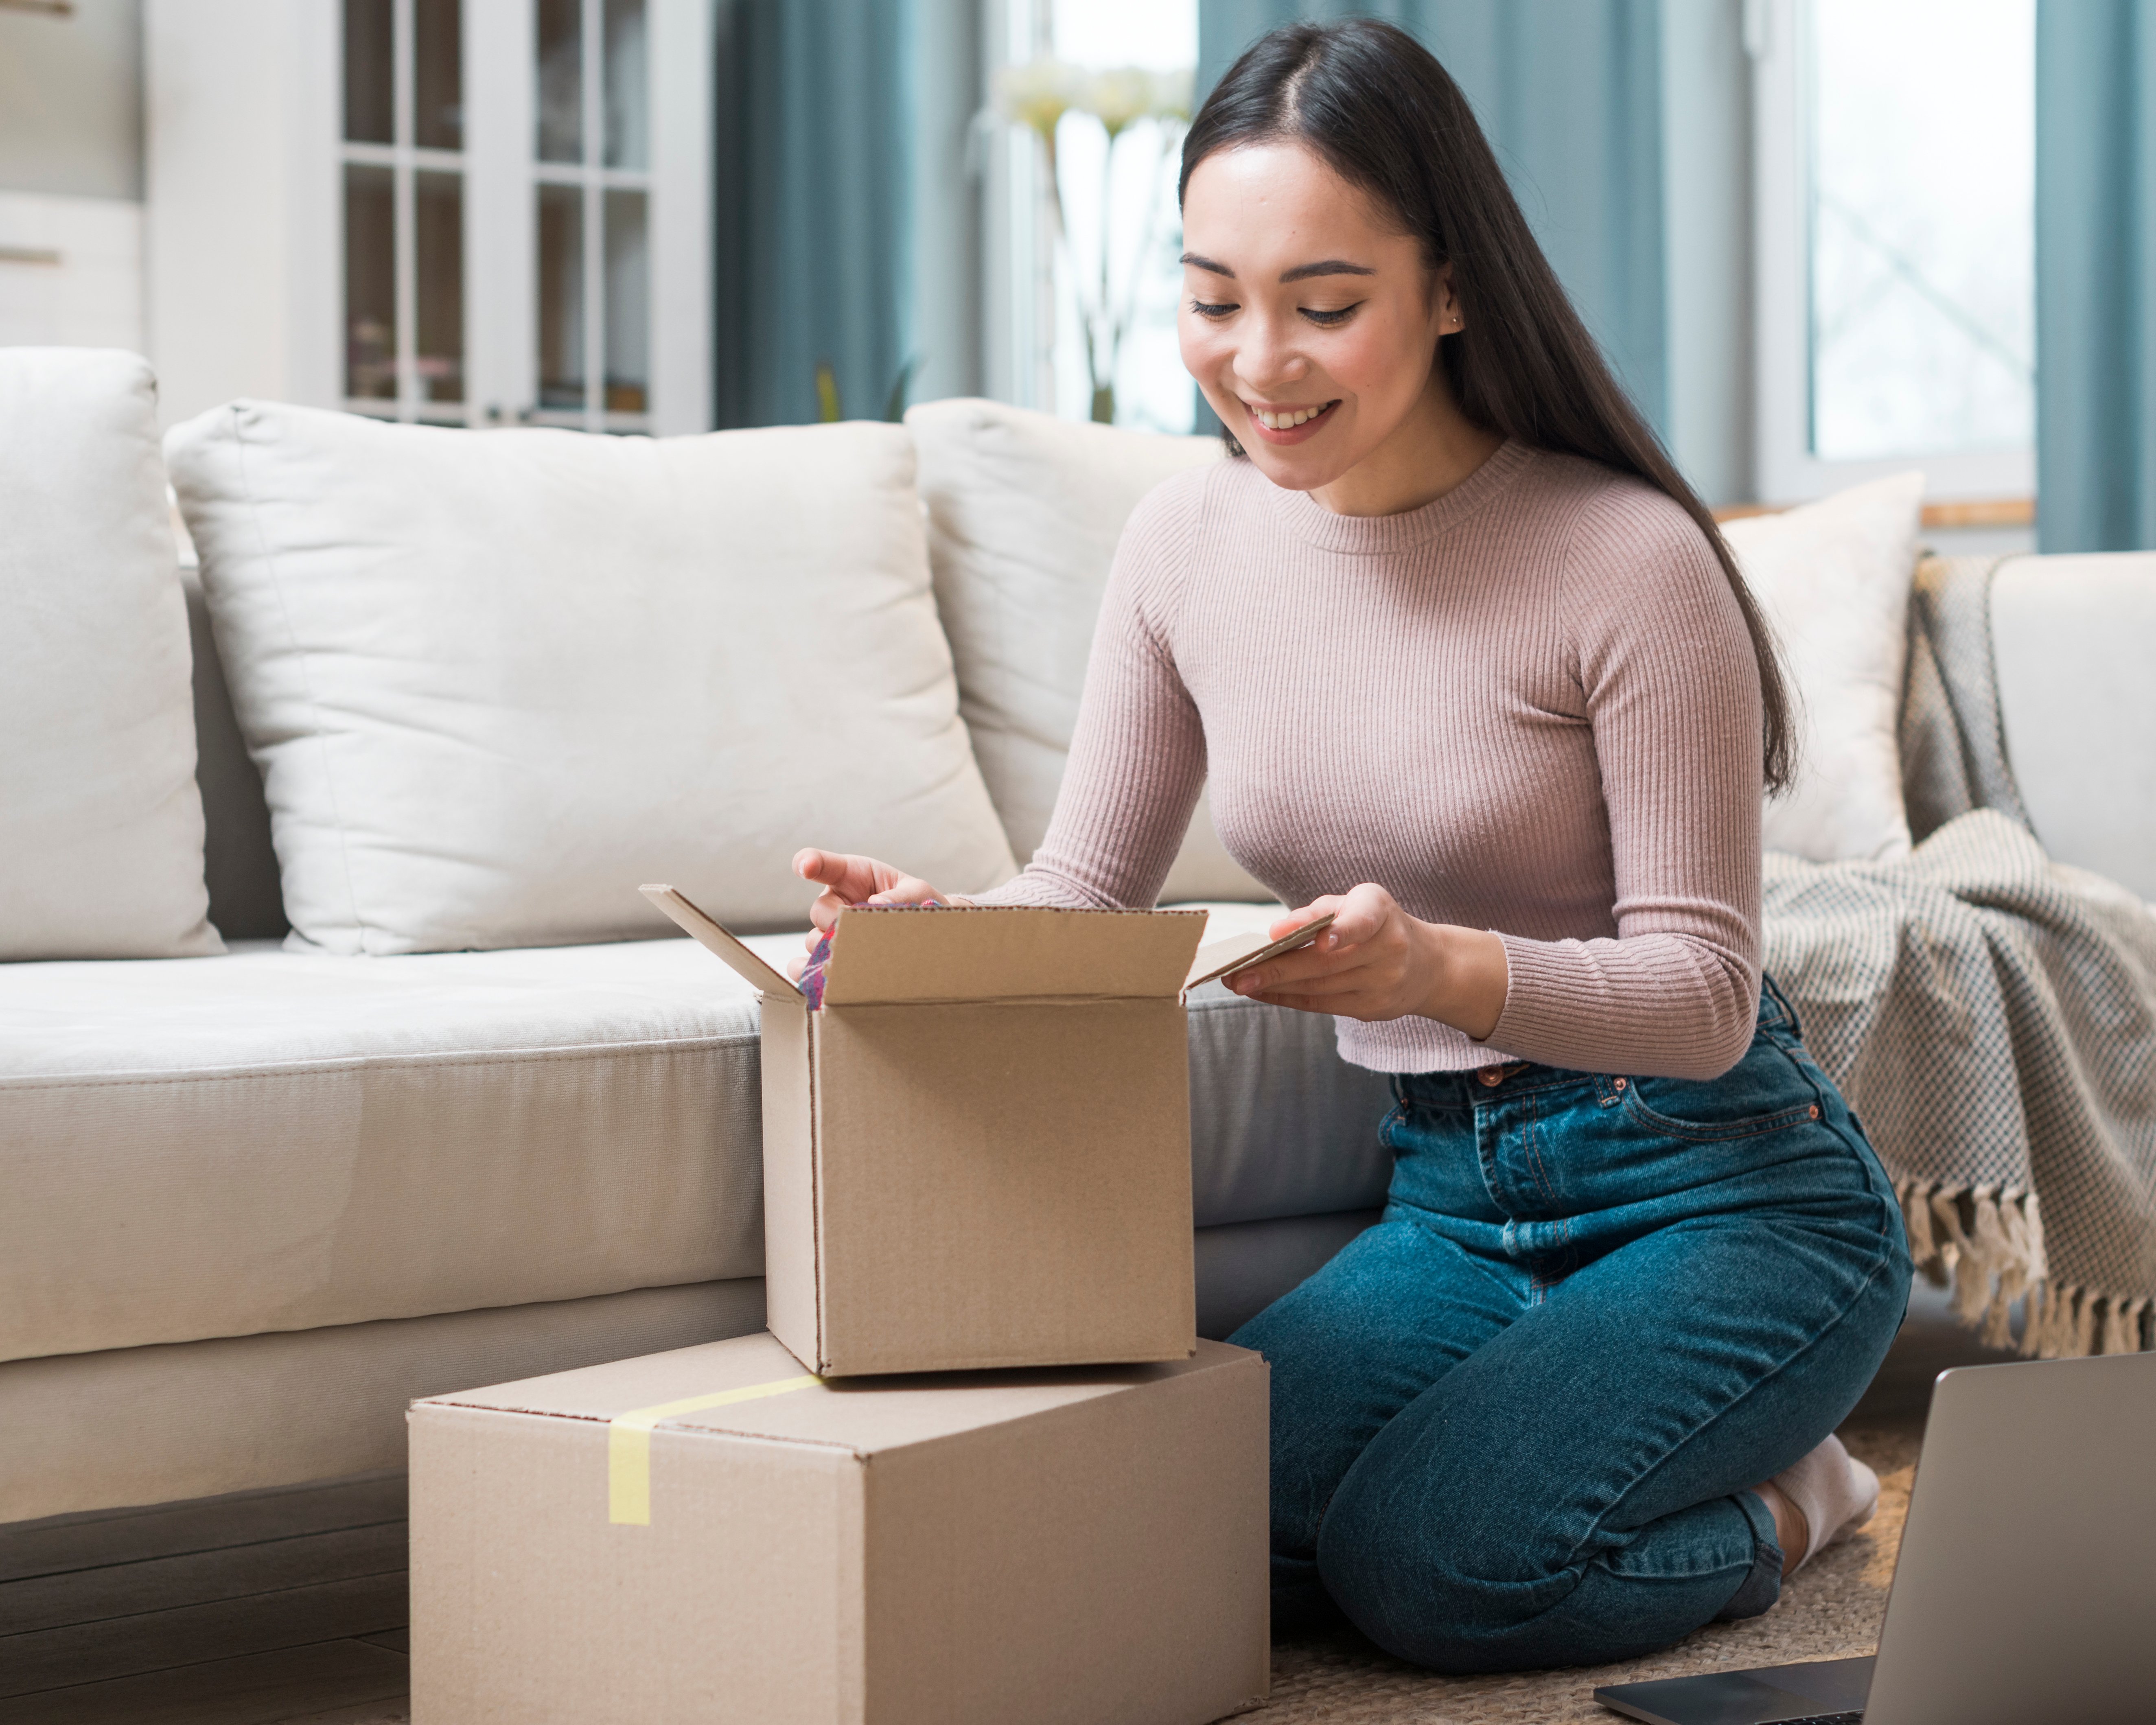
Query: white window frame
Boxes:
[
  {"xmin": 982, "ymin": 0, "xmax": 1054, "ymax": 412},
  {"xmin": 338, "ymin": 0, "xmax": 472, "ymax": 424},
  {"xmin": 1748, "ymin": 0, "xmax": 2034, "ymax": 505}
]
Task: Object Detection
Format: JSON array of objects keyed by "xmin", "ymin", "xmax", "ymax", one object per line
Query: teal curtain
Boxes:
[
  {"xmin": 713, "ymin": 1, "xmax": 919, "ymax": 428},
  {"xmin": 2036, "ymin": 1, "xmax": 2156, "ymax": 551},
  {"xmin": 1196, "ymin": 0, "xmax": 1668, "ymax": 434}
]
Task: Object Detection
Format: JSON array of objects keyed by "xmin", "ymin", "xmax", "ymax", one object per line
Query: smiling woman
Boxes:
[
  {"xmin": 1179, "ymin": 248, "xmax": 1375, "ymax": 437},
  {"xmin": 790, "ymin": 18, "xmax": 1909, "ymax": 1678},
  {"xmin": 1175, "ymin": 152, "xmax": 1492, "ymax": 512}
]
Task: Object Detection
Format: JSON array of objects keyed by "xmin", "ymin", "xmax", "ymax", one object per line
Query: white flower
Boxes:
[
  {"xmin": 1148, "ymin": 67, "xmax": 1194, "ymax": 125},
  {"xmin": 1088, "ymin": 66, "xmax": 1156, "ymax": 138},
  {"xmin": 994, "ymin": 57, "xmax": 1088, "ymax": 143}
]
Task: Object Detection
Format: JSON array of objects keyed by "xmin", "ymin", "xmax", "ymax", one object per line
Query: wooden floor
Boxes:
[{"xmin": 0, "ymin": 1474, "xmax": 411, "ymax": 1725}]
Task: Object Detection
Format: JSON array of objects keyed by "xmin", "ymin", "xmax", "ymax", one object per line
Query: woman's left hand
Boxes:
[{"xmin": 1228, "ymin": 883, "xmax": 1508, "ymax": 1039}]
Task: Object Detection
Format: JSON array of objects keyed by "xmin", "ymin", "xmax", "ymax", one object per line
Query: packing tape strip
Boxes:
[{"xmin": 608, "ymin": 1374, "xmax": 823, "ymax": 1525}]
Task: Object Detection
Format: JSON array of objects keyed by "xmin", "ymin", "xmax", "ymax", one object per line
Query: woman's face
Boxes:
[{"xmin": 1179, "ymin": 140, "xmax": 1456, "ymax": 494}]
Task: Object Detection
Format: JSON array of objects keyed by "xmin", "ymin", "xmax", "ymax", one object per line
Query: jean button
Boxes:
[
  {"xmin": 1476, "ymin": 1065, "xmax": 1506, "ymax": 1087},
  {"xmin": 1614, "ymin": 1077, "xmax": 1626, "ymax": 1090}
]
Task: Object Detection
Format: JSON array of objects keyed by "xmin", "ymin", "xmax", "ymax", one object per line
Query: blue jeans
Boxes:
[{"xmin": 1230, "ymin": 978, "xmax": 1911, "ymax": 1672}]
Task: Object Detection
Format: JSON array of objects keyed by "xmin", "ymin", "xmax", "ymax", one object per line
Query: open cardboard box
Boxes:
[
  {"xmin": 409, "ymin": 1330, "xmax": 1270, "ymax": 1725},
  {"xmin": 643, "ymin": 887, "xmax": 1327, "ymax": 1377}
]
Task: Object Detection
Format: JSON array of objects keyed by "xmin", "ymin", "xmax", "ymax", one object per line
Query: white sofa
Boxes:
[
  {"xmin": 0, "ymin": 371, "xmax": 1397, "ymax": 1524},
  {"xmin": 3, "ymin": 356, "xmax": 2152, "ymax": 1526}
]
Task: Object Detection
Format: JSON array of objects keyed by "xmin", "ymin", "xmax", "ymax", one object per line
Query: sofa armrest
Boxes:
[{"xmin": 1993, "ymin": 552, "xmax": 2156, "ymax": 900}]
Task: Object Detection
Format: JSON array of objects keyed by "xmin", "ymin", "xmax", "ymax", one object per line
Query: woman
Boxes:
[{"xmin": 794, "ymin": 19, "xmax": 1909, "ymax": 1673}]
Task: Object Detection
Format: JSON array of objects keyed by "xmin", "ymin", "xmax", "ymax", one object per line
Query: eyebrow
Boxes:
[{"xmin": 1179, "ymin": 254, "xmax": 1377, "ymax": 284}]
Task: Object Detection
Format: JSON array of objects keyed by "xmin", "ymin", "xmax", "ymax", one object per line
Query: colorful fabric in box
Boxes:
[{"xmin": 798, "ymin": 900, "xmax": 946, "ymax": 1009}]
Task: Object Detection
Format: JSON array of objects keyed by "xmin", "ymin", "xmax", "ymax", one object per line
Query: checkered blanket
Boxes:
[{"xmin": 1762, "ymin": 558, "xmax": 2156, "ymax": 1356}]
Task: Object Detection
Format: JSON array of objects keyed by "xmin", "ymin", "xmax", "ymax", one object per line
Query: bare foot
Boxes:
[{"xmin": 1753, "ymin": 1478, "xmax": 1811, "ymax": 1578}]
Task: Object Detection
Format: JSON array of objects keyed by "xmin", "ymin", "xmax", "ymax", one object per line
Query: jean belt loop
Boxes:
[{"xmin": 1757, "ymin": 973, "xmax": 1801, "ymax": 1038}]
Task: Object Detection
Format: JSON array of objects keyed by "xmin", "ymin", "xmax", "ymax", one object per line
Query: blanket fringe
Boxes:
[{"xmin": 1896, "ymin": 1180, "xmax": 2152, "ymax": 1357}]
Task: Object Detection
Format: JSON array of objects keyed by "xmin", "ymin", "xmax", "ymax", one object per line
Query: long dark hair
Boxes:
[{"xmin": 1182, "ymin": 19, "xmax": 1795, "ymax": 793}]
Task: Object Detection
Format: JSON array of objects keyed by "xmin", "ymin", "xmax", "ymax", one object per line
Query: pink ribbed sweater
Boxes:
[{"xmin": 981, "ymin": 439, "xmax": 1765, "ymax": 1078}]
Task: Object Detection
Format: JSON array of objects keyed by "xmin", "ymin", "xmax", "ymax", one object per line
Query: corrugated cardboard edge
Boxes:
[
  {"xmin": 820, "ymin": 903, "xmax": 1208, "ymax": 1007},
  {"xmin": 1184, "ymin": 911, "xmax": 1335, "ymax": 992},
  {"xmin": 760, "ymin": 997, "xmax": 826, "ymax": 1374},
  {"xmin": 819, "ymin": 1339, "xmax": 1198, "ymax": 1376},
  {"xmin": 808, "ymin": 1009, "xmax": 830, "ymax": 1375},
  {"xmin": 639, "ymin": 883, "xmax": 803, "ymax": 998}
]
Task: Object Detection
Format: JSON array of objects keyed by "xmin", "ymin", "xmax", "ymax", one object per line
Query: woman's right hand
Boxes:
[{"xmin": 790, "ymin": 848, "xmax": 952, "ymax": 963}]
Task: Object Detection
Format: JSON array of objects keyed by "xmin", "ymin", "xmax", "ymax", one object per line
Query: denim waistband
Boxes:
[{"xmin": 1390, "ymin": 975, "xmax": 1799, "ymax": 1107}]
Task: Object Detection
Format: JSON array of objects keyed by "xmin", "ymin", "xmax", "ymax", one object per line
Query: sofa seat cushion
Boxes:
[
  {"xmin": 0, "ymin": 935, "xmax": 779, "ymax": 1365},
  {"xmin": 0, "ymin": 914, "xmax": 1392, "ymax": 1365}
]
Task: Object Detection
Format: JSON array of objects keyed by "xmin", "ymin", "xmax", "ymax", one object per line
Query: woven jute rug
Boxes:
[{"xmin": 1259, "ymin": 1421, "xmax": 1922, "ymax": 1724}]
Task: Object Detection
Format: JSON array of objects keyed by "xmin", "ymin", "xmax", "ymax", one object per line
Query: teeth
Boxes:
[{"xmin": 1255, "ymin": 404, "xmax": 1325, "ymax": 430}]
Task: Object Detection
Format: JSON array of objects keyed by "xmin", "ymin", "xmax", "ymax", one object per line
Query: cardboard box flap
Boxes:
[
  {"xmin": 639, "ymin": 884, "xmax": 802, "ymax": 1000},
  {"xmin": 1184, "ymin": 911, "xmax": 1335, "ymax": 992},
  {"xmin": 819, "ymin": 904, "xmax": 1205, "ymax": 1006}
]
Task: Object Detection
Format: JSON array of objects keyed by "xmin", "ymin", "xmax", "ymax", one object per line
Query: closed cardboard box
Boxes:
[
  {"xmin": 409, "ymin": 1330, "xmax": 1270, "ymax": 1725},
  {"xmin": 644, "ymin": 890, "xmax": 1309, "ymax": 1377}
]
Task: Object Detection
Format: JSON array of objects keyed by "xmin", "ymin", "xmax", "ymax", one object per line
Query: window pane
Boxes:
[
  {"xmin": 344, "ymin": 164, "xmax": 397, "ymax": 399},
  {"xmin": 1809, "ymin": 0, "xmax": 2035, "ymax": 460},
  {"xmin": 604, "ymin": 0, "xmax": 648, "ymax": 170},
  {"xmin": 604, "ymin": 189, "xmax": 648, "ymax": 412},
  {"xmin": 343, "ymin": 0, "xmax": 394, "ymax": 145},
  {"xmin": 415, "ymin": 0, "xmax": 463, "ymax": 151},
  {"xmin": 537, "ymin": 0, "xmax": 584, "ymax": 164},
  {"xmin": 538, "ymin": 183, "xmax": 585, "ymax": 408},
  {"xmin": 416, "ymin": 171, "xmax": 464, "ymax": 403}
]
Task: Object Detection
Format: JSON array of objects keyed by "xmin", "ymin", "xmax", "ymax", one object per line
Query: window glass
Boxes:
[
  {"xmin": 344, "ymin": 0, "xmax": 394, "ymax": 145},
  {"xmin": 604, "ymin": 0, "xmax": 649, "ymax": 170},
  {"xmin": 1808, "ymin": 0, "xmax": 2034, "ymax": 460},
  {"xmin": 344, "ymin": 163, "xmax": 397, "ymax": 399},
  {"xmin": 416, "ymin": 171, "xmax": 465, "ymax": 403},
  {"xmin": 538, "ymin": 184, "xmax": 586, "ymax": 408},
  {"xmin": 537, "ymin": 0, "xmax": 584, "ymax": 164},
  {"xmin": 415, "ymin": 0, "xmax": 464, "ymax": 152},
  {"xmin": 604, "ymin": 189, "xmax": 649, "ymax": 411}
]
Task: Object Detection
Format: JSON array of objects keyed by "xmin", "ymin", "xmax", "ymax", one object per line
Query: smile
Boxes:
[{"xmin": 1240, "ymin": 398, "xmax": 1340, "ymax": 441}]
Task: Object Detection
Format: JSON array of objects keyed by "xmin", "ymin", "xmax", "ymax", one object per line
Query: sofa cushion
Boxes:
[
  {"xmin": 905, "ymin": 398, "xmax": 1271, "ymax": 903},
  {"xmin": 1725, "ymin": 471, "xmax": 1925, "ymax": 862},
  {"xmin": 0, "ymin": 937, "xmax": 770, "ymax": 1364},
  {"xmin": 1993, "ymin": 552, "xmax": 2156, "ymax": 901},
  {"xmin": 0, "ymin": 917, "xmax": 1392, "ymax": 1364},
  {"xmin": 0, "ymin": 348, "xmax": 220, "ymax": 960},
  {"xmin": 164, "ymin": 405, "xmax": 1018, "ymax": 954}
]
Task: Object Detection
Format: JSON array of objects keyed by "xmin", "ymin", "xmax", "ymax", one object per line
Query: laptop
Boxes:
[{"xmin": 1594, "ymin": 1348, "xmax": 2155, "ymax": 1725}]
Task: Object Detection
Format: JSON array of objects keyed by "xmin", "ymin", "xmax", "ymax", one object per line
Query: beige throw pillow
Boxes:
[
  {"xmin": 906, "ymin": 397, "xmax": 1274, "ymax": 903},
  {"xmin": 0, "ymin": 348, "xmax": 220, "ymax": 960},
  {"xmin": 1725, "ymin": 472, "xmax": 1926, "ymax": 862},
  {"xmin": 167, "ymin": 404, "xmax": 1016, "ymax": 954}
]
